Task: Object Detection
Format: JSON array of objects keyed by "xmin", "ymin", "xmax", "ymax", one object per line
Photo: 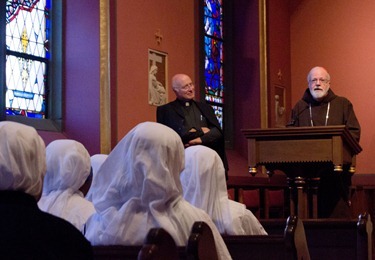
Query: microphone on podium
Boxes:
[{"xmin": 286, "ymin": 105, "xmax": 309, "ymax": 127}]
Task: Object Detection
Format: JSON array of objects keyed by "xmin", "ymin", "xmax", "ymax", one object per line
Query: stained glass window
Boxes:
[
  {"xmin": 203, "ymin": 0, "xmax": 224, "ymax": 128},
  {"xmin": 5, "ymin": 0, "xmax": 50, "ymax": 118}
]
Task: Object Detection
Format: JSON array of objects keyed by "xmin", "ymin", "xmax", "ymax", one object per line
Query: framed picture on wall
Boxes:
[{"xmin": 148, "ymin": 49, "xmax": 168, "ymax": 106}]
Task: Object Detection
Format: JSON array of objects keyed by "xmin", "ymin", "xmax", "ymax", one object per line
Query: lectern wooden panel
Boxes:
[{"xmin": 242, "ymin": 125, "xmax": 362, "ymax": 219}]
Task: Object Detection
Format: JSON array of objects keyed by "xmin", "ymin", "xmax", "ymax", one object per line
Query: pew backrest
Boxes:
[
  {"xmin": 302, "ymin": 213, "xmax": 373, "ymax": 260},
  {"xmin": 223, "ymin": 215, "xmax": 310, "ymax": 260},
  {"xmin": 92, "ymin": 217, "xmax": 314, "ymax": 260}
]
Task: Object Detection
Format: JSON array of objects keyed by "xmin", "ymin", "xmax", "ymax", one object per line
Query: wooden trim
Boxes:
[
  {"xmin": 99, "ymin": 0, "xmax": 111, "ymax": 154},
  {"xmin": 259, "ymin": 0, "xmax": 268, "ymax": 128}
]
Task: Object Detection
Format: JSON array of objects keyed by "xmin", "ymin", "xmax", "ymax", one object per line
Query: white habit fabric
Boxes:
[
  {"xmin": 38, "ymin": 139, "xmax": 96, "ymax": 231},
  {"xmin": 181, "ymin": 145, "xmax": 267, "ymax": 235},
  {"xmin": 0, "ymin": 121, "xmax": 46, "ymax": 198},
  {"xmin": 86, "ymin": 154, "xmax": 108, "ymax": 202},
  {"xmin": 84, "ymin": 122, "xmax": 232, "ymax": 260}
]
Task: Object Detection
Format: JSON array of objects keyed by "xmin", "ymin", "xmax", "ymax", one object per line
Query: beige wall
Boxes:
[
  {"xmin": 115, "ymin": 0, "xmax": 196, "ymax": 140},
  {"xmin": 291, "ymin": 1, "xmax": 375, "ymax": 174}
]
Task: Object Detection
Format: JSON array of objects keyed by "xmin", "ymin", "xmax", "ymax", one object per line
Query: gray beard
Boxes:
[{"xmin": 310, "ymin": 89, "xmax": 329, "ymax": 101}]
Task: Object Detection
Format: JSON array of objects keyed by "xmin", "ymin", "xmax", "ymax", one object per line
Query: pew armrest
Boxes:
[
  {"xmin": 138, "ymin": 228, "xmax": 179, "ymax": 260},
  {"xmin": 284, "ymin": 215, "xmax": 310, "ymax": 260},
  {"xmin": 357, "ymin": 212, "xmax": 373, "ymax": 260},
  {"xmin": 187, "ymin": 221, "xmax": 219, "ymax": 260}
]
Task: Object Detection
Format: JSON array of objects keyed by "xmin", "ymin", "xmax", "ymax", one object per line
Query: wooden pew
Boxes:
[
  {"xmin": 92, "ymin": 222, "xmax": 217, "ymax": 260},
  {"xmin": 93, "ymin": 245, "xmax": 142, "ymax": 259},
  {"xmin": 138, "ymin": 228, "xmax": 179, "ymax": 260},
  {"xmin": 223, "ymin": 215, "xmax": 310, "ymax": 260},
  {"xmin": 93, "ymin": 216, "xmax": 310, "ymax": 260},
  {"xmin": 93, "ymin": 242, "xmax": 186, "ymax": 260},
  {"xmin": 261, "ymin": 213, "xmax": 373, "ymax": 260},
  {"xmin": 303, "ymin": 213, "xmax": 372, "ymax": 260}
]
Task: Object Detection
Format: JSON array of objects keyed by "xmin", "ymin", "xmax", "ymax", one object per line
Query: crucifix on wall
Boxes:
[{"xmin": 154, "ymin": 29, "xmax": 163, "ymax": 45}]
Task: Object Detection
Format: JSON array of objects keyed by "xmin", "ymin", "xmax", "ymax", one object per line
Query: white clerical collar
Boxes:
[{"xmin": 178, "ymin": 99, "xmax": 193, "ymax": 107}]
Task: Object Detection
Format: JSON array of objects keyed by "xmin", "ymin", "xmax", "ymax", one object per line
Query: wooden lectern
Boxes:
[{"xmin": 242, "ymin": 125, "xmax": 362, "ymax": 219}]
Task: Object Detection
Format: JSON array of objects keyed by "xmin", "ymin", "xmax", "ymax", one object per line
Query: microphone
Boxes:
[{"xmin": 286, "ymin": 105, "xmax": 309, "ymax": 127}]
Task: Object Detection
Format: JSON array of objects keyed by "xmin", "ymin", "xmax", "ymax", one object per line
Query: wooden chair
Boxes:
[
  {"xmin": 264, "ymin": 188, "xmax": 286, "ymax": 219},
  {"xmin": 240, "ymin": 188, "xmax": 261, "ymax": 218},
  {"xmin": 227, "ymin": 188, "xmax": 235, "ymax": 200},
  {"xmin": 138, "ymin": 228, "xmax": 179, "ymax": 260},
  {"xmin": 186, "ymin": 221, "xmax": 218, "ymax": 260}
]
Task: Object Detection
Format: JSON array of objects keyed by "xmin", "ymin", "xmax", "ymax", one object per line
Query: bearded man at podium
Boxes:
[{"xmin": 288, "ymin": 66, "xmax": 361, "ymax": 218}]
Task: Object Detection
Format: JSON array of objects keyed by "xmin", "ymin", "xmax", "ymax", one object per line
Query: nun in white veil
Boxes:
[
  {"xmin": 0, "ymin": 121, "xmax": 46, "ymax": 199},
  {"xmin": 85, "ymin": 154, "xmax": 108, "ymax": 202},
  {"xmin": 181, "ymin": 145, "xmax": 267, "ymax": 235},
  {"xmin": 38, "ymin": 139, "xmax": 96, "ymax": 232},
  {"xmin": 84, "ymin": 122, "xmax": 231, "ymax": 260},
  {"xmin": 0, "ymin": 122, "xmax": 93, "ymax": 258}
]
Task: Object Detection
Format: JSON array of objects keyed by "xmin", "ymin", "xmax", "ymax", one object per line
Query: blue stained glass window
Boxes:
[
  {"xmin": 5, "ymin": 0, "xmax": 50, "ymax": 118},
  {"xmin": 204, "ymin": 0, "xmax": 222, "ymax": 38},
  {"xmin": 211, "ymin": 105, "xmax": 223, "ymax": 128},
  {"xmin": 204, "ymin": 0, "xmax": 224, "ymax": 128}
]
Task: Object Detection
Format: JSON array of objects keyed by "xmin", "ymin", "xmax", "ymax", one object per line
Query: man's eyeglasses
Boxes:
[
  {"xmin": 310, "ymin": 78, "xmax": 329, "ymax": 84},
  {"xmin": 180, "ymin": 82, "xmax": 194, "ymax": 90}
]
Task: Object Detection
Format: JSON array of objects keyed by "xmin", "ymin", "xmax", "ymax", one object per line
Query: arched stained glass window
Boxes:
[
  {"xmin": 5, "ymin": 0, "xmax": 51, "ymax": 118},
  {"xmin": 203, "ymin": 0, "xmax": 224, "ymax": 128}
]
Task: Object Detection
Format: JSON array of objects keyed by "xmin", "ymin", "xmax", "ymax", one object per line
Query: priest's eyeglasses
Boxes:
[
  {"xmin": 310, "ymin": 78, "xmax": 329, "ymax": 84},
  {"xmin": 181, "ymin": 82, "xmax": 194, "ymax": 90}
]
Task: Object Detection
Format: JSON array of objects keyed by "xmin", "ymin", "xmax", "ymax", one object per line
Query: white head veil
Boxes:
[
  {"xmin": 84, "ymin": 122, "xmax": 232, "ymax": 259},
  {"xmin": 0, "ymin": 121, "xmax": 46, "ymax": 199},
  {"xmin": 85, "ymin": 154, "xmax": 108, "ymax": 201},
  {"xmin": 41, "ymin": 139, "xmax": 91, "ymax": 194},
  {"xmin": 38, "ymin": 139, "xmax": 94, "ymax": 230},
  {"xmin": 180, "ymin": 145, "xmax": 234, "ymax": 234},
  {"xmin": 181, "ymin": 145, "xmax": 267, "ymax": 235},
  {"xmin": 88, "ymin": 122, "xmax": 184, "ymax": 215}
]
